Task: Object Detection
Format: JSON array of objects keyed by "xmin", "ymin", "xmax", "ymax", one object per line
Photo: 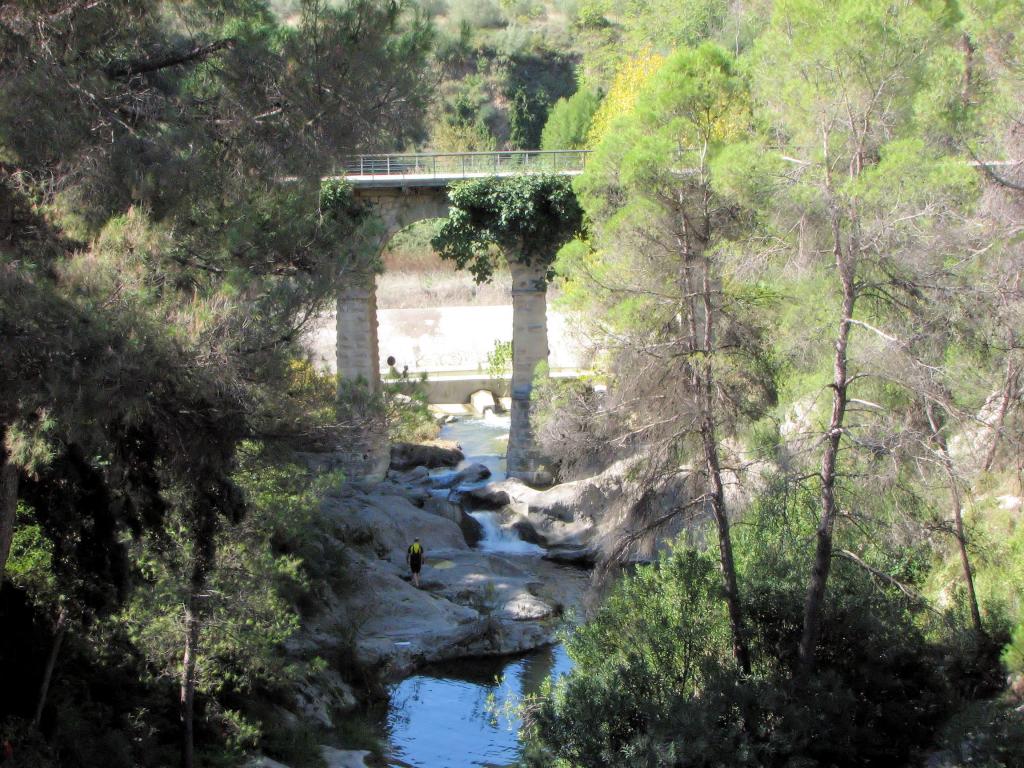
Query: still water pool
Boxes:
[{"xmin": 383, "ymin": 644, "xmax": 572, "ymax": 767}]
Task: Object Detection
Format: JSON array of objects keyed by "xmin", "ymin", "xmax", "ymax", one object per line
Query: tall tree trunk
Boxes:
[
  {"xmin": 0, "ymin": 451, "xmax": 18, "ymax": 586},
  {"xmin": 927, "ymin": 406, "xmax": 983, "ymax": 634},
  {"xmin": 180, "ymin": 530, "xmax": 214, "ymax": 768},
  {"xmin": 947, "ymin": 471, "xmax": 983, "ymax": 634},
  {"xmin": 983, "ymin": 357, "xmax": 1018, "ymax": 472},
  {"xmin": 697, "ymin": 260, "xmax": 750, "ymax": 674},
  {"xmin": 701, "ymin": 417, "xmax": 750, "ymax": 673},
  {"xmin": 798, "ymin": 208, "xmax": 855, "ymax": 677},
  {"xmin": 959, "ymin": 32, "xmax": 975, "ymax": 106},
  {"xmin": 33, "ymin": 607, "xmax": 68, "ymax": 727}
]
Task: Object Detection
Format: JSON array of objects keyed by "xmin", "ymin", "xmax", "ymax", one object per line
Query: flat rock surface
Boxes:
[
  {"xmin": 301, "ymin": 476, "xmax": 595, "ymax": 678},
  {"xmin": 323, "ymin": 483, "xmax": 469, "ymax": 565},
  {"xmin": 321, "ymin": 747, "xmax": 372, "ymax": 768}
]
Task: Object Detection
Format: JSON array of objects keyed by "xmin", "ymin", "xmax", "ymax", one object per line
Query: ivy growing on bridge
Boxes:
[{"xmin": 431, "ymin": 174, "xmax": 584, "ymax": 283}]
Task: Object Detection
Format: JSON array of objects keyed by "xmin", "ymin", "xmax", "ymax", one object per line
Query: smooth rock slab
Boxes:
[
  {"xmin": 321, "ymin": 746, "xmax": 371, "ymax": 768},
  {"xmin": 430, "ymin": 462, "xmax": 491, "ymax": 490}
]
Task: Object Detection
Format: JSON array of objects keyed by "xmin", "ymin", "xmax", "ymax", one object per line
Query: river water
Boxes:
[{"xmin": 378, "ymin": 415, "xmax": 581, "ymax": 767}]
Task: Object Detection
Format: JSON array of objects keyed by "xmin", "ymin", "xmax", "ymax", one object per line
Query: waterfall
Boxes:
[{"xmin": 470, "ymin": 511, "xmax": 544, "ymax": 555}]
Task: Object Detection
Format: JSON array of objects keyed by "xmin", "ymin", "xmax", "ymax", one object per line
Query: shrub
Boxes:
[
  {"xmin": 485, "ymin": 339, "xmax": 512, "ymax": 379},
  {"xmin": 541, "ymin": 88, "xmax": 602, "ymax": 150},
  {"xmin": 449, "ymin": 0, "xmax": 506, "ymax": 30},
  {"xmin": 523, "ymin": 484, "xmax": 993, "ymax": 767}
]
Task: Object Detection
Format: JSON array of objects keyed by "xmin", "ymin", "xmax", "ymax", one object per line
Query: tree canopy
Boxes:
[{"xmin": 431, "ymin": 174, "xmax": 584, "ymax": 282}]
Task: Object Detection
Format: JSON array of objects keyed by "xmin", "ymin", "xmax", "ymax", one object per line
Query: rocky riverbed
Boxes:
[{"xmin": 254, "ymin": 413, "xmax": 710, "ymax": 767}]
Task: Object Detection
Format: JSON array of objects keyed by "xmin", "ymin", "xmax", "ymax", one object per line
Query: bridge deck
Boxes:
[{"xmin": 340, "ymin": 149, "xmax": 589, "ymax": 188}]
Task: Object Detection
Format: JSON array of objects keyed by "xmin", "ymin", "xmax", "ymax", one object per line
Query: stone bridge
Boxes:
[{"xmin": 335, "ymin": 150, "xmax": 589, "ymax": 484}]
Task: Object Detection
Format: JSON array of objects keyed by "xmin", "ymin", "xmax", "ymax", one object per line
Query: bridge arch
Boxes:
[{"xmin": 335, "ymin": 150, "xmax": 589, "ymax": 484}]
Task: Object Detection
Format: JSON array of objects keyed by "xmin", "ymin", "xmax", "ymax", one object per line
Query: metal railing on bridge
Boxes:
[{"xmin": 340, "ymin": 149, "xmax": 590, "ymax": 179}]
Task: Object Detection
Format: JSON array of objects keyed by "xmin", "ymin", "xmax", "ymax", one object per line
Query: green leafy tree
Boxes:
[
  {"xmin": 0, "ymin": 1, "xmax": 431, "ymax": 764},
  {"xmin": 562, "ymin": 43, "xmax": 773, "ymax": 673},
  {"xmin": 508, "ymin": 86, "xmax": 551, "ymax": 149},
  {"xmin": 749, "ymin": 0, "xmax": 974, "ymax": 674},
  {"xmin": 432, "ymin": 174, "xmax": 583, "ymax": 282},
  {"xmin": 540, "ymin": 88, "xmax": 602, "ymax": 150}
]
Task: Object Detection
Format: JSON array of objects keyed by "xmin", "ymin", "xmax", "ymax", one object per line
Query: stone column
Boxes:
[
  {"xmin": 506, "ymin": 259, "xmax": 552, "ymax": 485},
  {"xmin": 334, "ymin": 272, "xmax": 390, "ymax": 481},
  {"xmin": 336, "ymin": 273, "xmax": 380, "ymax": 393}
]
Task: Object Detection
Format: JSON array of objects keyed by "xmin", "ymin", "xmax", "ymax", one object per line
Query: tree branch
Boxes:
[
  {"xmin": 106, "ymin": 39, "xmax": 236, "ymax": 80},
  {"xmin": 834, "ymin": 548, "xmax": 932, "ymax": 608}
]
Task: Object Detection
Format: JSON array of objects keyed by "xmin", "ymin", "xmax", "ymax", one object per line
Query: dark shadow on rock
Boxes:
[
  {"xmin": 512, "ymin": 519, "xmax": 547, "ymax": 546},
  {"xmin": 390, "ymin": 442, "xmax": 464, "ymax": 470},
  {"xmin": 459, "ymin": 485, "xmax": 511, "ymax": 510}
]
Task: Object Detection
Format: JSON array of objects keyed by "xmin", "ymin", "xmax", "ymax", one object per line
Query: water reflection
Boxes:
[{"xmin": 385, "ymin": 645, "xmax": 572, "ymax": 768}]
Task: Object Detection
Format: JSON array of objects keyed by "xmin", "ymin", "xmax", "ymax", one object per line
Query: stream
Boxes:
[{"xmin": 379, "ymin": 415, "xmax": 581, "ymax": 767}]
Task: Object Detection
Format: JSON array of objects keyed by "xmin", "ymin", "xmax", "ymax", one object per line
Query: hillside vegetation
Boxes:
[
  {"xmin": 2, "ymin": 1, "xmax": 1024, "ymax": 767},
  {"xmin": 519, "ymin": 1, "xmax": 1024, "ymax": 766}
]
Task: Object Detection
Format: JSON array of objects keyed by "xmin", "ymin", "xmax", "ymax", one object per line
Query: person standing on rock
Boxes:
[{"xmin": 407, "ymin": 537, "xmax": 424, "ymax": 588}]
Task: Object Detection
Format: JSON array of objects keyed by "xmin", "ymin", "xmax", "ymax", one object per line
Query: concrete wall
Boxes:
[{"xmin": 309, "ymin": 304, "xmax": 587, "ymax": 381}]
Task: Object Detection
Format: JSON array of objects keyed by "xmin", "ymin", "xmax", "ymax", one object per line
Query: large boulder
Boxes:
[
  {"xmin": 430, "ymin": 462, "xmax": 491, "ymax": 490},
  {"xmin": 459, "ymin": 485, "xmax": 511, "ymax": 510},
  {"xmin": 479, "ymin": 458, "xmax": 708, "ymax": 562},
  {"xmin": 390, "ymin": 441, "xmax": 464, "ymax": 470},
  {"xmin": 423, "ymin": 496, "xmax": 485, "ymax": 546},
  {"xmin": 332, "ymin": 550, "xmax": 572, "ymax": 676},
  {"xmin": 322, "ymin": 483, "xmax": 469, "ymax": 564},
  {"xmin": 387, "ymin": 465, "xmax": 431, "ymax": 485}
]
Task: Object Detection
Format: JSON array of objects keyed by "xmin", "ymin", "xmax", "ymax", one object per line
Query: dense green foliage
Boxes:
[
  {"xmin": 522, "ymin": 0, "xmax": 1024, "ymax": 763},
  {"xmin": 540, "ymin": 89, "xmax": 602, "ymax": 150},
  {"xmin": 431, "ymin": 174, "xmax": 583, "ymax": 282},
  {"xmin": 526, "ymin": 491, "xmax": 1001, "ymax": 767},
  {"xmin": 0, "ymin": 0, "xmax": 431, "ymax": 765},
  {"xmin": 4, "ymin": 0, "xmax": 1024, "ymax": 765}
]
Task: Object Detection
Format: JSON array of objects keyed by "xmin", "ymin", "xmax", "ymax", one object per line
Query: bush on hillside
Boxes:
[{"xmin": 449, "ymin": 0, "xmax": 506, "ymax": 30}]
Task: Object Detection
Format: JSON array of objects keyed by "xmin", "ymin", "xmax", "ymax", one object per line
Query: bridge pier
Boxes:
[
  {"xmin": 506, "ymin": 259, "xmax": 553, "ymax": 485},
  {"xmin": 336, "ymin": 272, "xmax": 381, "ymax": 392}
]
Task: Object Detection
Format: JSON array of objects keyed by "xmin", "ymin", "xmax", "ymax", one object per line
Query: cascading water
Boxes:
[
  {"xmin": 434, "ymin": 413, "xmax": 543, "ymax": 554},
  {"xmin": 470, "ymin": 510, "xmax": 544, "ymax": 555}
]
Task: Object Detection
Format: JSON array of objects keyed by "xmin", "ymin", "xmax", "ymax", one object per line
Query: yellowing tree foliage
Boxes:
[{"xmin": 585, "ymin": 52, "xmax": 665, "ymax": 148}]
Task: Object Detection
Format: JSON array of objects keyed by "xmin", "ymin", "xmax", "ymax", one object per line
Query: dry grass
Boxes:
[
  {"xmin": 377, "ymin": 268, "xmax": 511, "ymax": 308},
  {"xmin": 378, "ymin": 244, "xmax": 512, "ymax": 308}
]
